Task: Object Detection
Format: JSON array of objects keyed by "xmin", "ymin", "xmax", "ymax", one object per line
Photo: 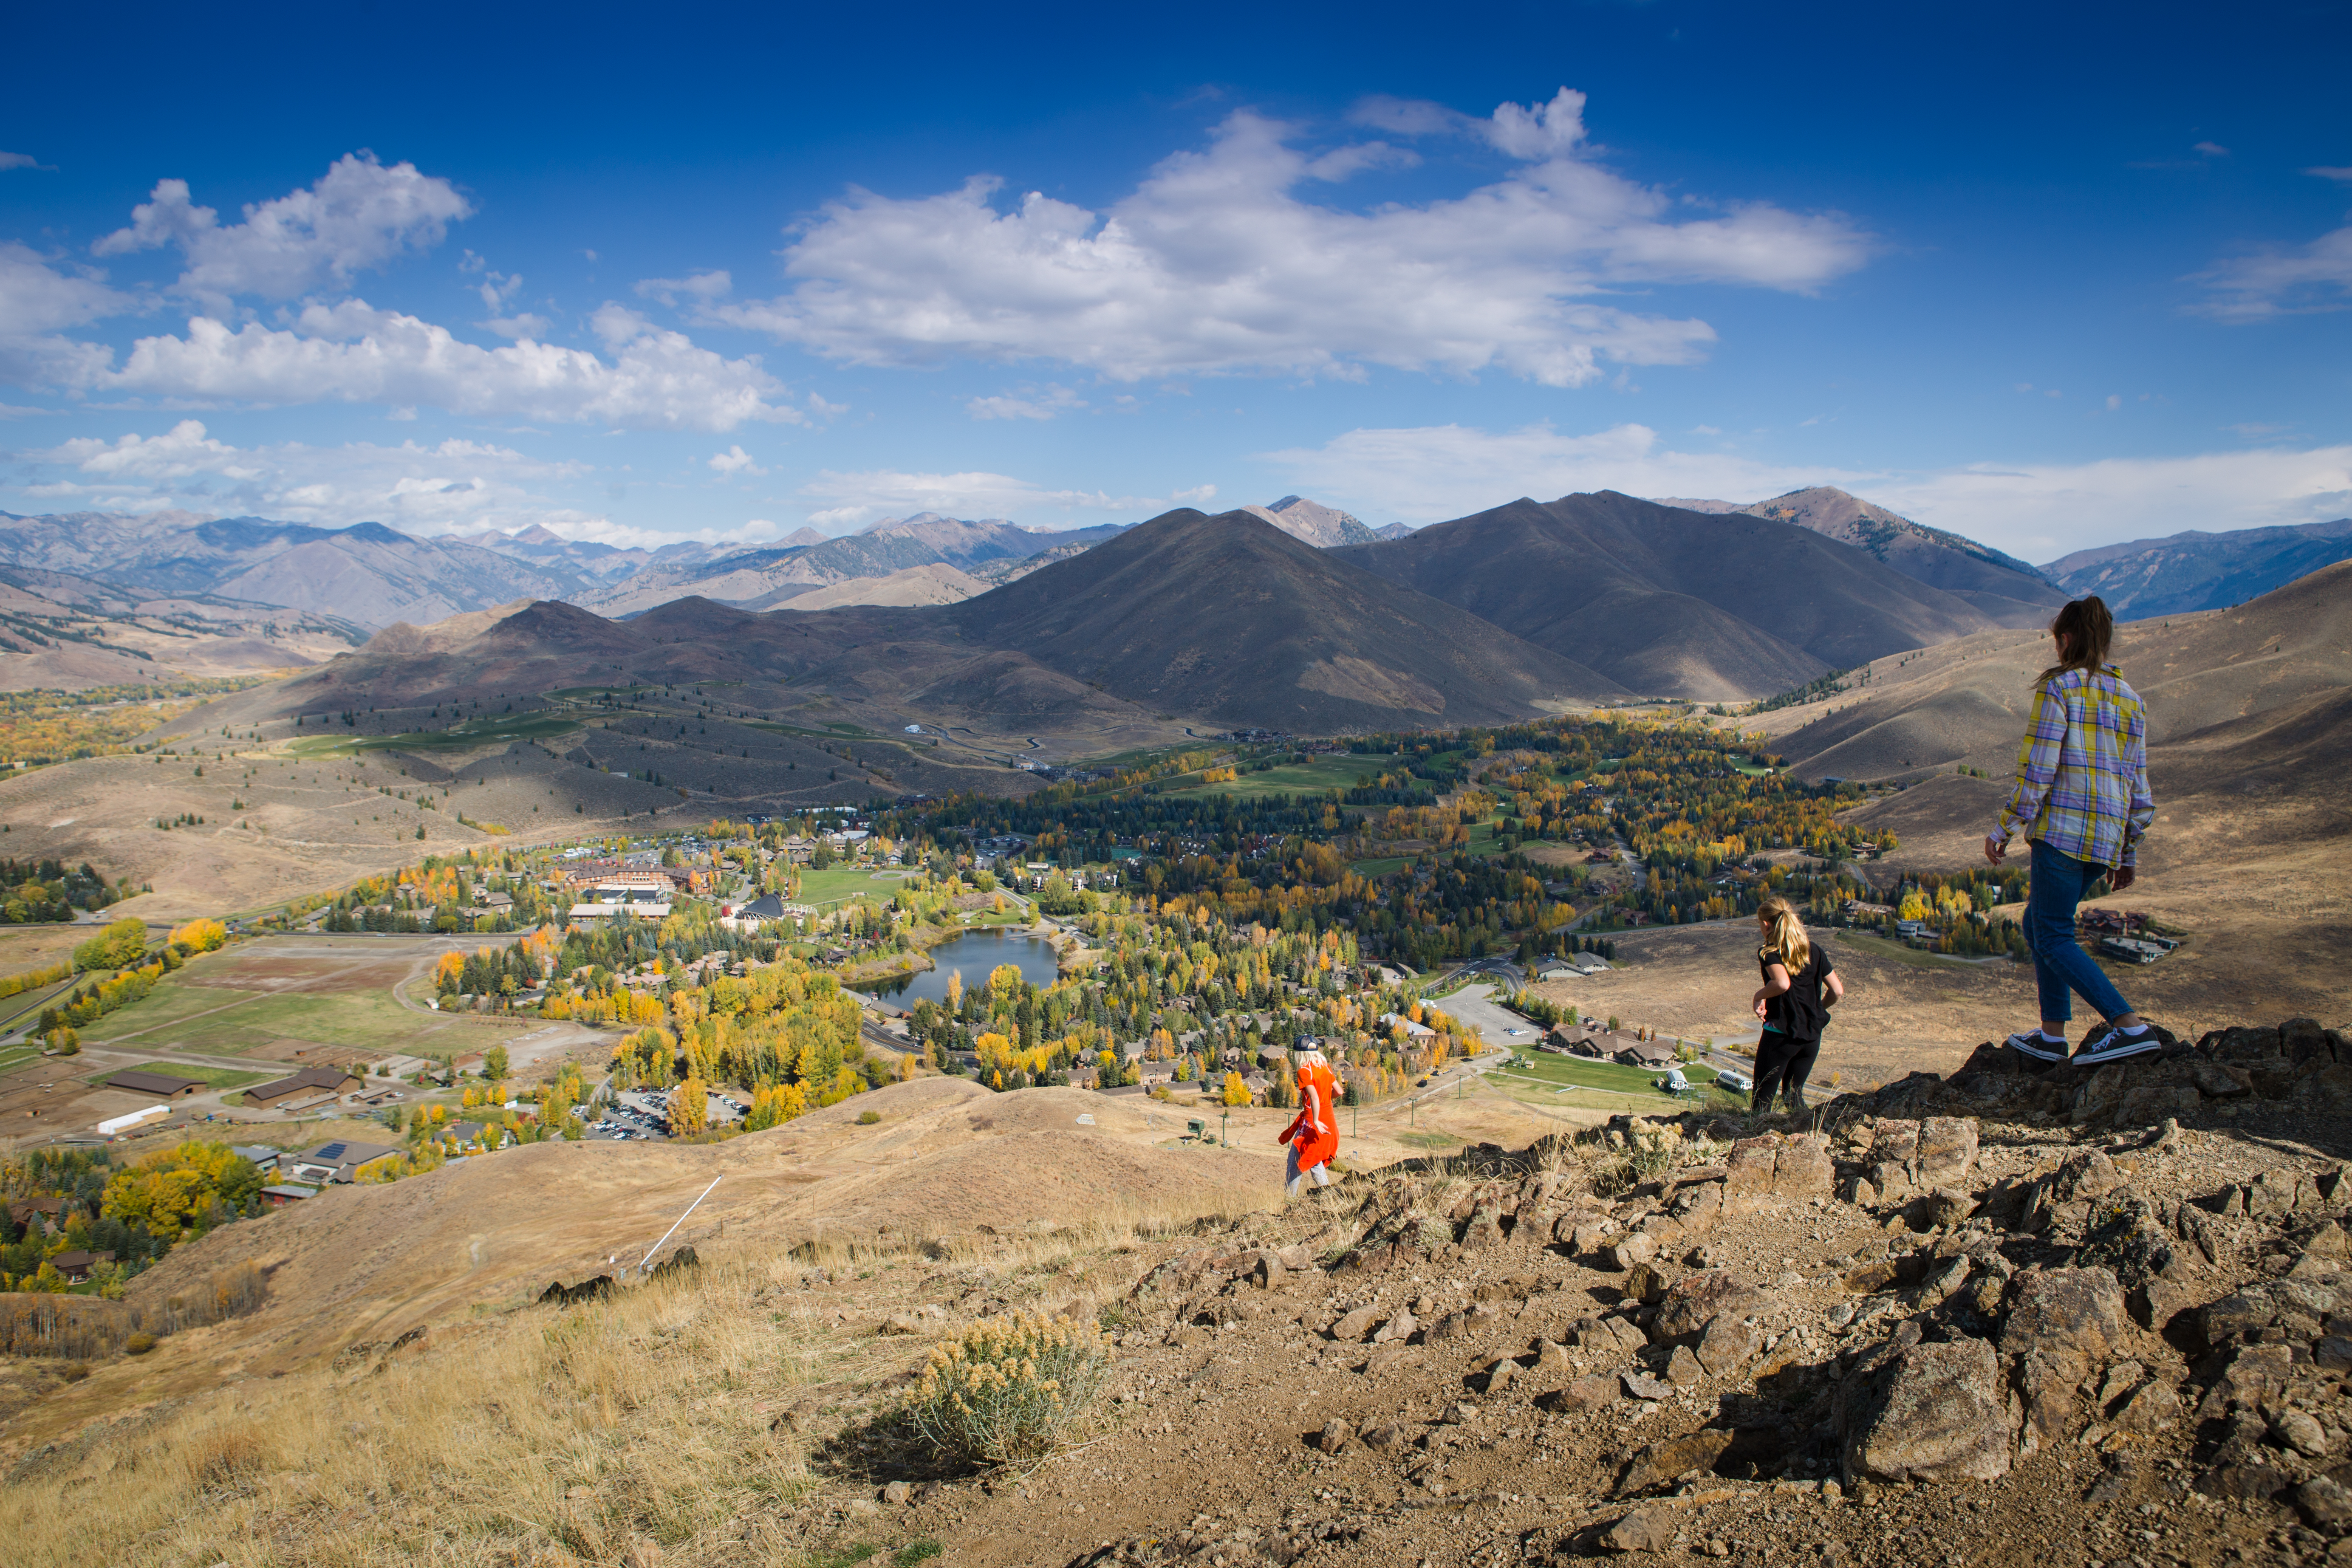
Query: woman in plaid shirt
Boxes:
[{"xmin": 1984, "ymin": 596, "xmax": 2163, "ymax": 1066}]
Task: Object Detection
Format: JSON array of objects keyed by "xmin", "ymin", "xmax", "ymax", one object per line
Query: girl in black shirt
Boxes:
[{"xmin": 1750, "ymin": 894, "xmax": 1843, "ymax": 1114}]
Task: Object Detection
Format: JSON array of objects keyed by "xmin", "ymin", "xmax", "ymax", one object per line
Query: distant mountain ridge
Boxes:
[
  {"xmin": 1335, "ymin": 491, "xmax": 2016, "ymax": 699},
  {"xmin": 1650, "ymin": 487, "xmax": 2063, "ymax": 626},
  {"xmin": 2041, "ymin": 518, "xmax": 2352, "ymax": 618},
  {"xmin": 1240, "ymin": 496, "xmax": 1380, "ymax": 548}
]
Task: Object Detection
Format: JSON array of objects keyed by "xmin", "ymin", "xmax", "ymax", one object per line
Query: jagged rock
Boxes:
[
  {"xmin": 1482, "ymin": 1357, "xmax": 1518, "ymax": 1395},
  {"xmin": 1843, "ymin": 1258, "xmax": 1900, "ymax": 1294},
  {"xmin": 1696, "ymin": 1315, "xmax": 1761, "ymax": 1377},
  {"xmin": 1372, "ymin": 1308, "xmax": 1417, "ymax": 1345},
  {"xmin": 1654, "ymin": 1269, "xmax": 1764, "ymax": 1340},
  {"xmin": 1914, "ymin": 1118, "xmax": 1979, "ymax": 1185},
  {"xmin": 1724, "ymin": 1131, "xmax": 1835, "ymax": 1214},
  {"xmin": 1572, "ymin": 1315, "xmax": 1648, "ymax": 1358},
  {"xmin": 1314, "ymin": 1418, "xmax": 1354, "ymax": 1454},
  {"xmin": 1607, "ymin": 1232, "xmax": 1659, "ymax": 1270},
  {"xmin": 2112, "ymin": 1379, "xmax": 2181, "ymax": 1435},
  {"xmin": 1621, "ymin": 1262, "xmax": 1670, "ymax": 1307},
  {"xmin": 1330, "ymin": 1305, "xmax": 1380, "ymax": 1342},
  {"xmin": 1840, "ymin": 1336, "xmax": 2013, "ymax": 1484},
  {"xmin": 1461, "ymin": 1205, "xmax": 1507, "ymax": 1250},
  {"xmin": 2192, "ymin": 1061, "xmax": 2253, "ymax": 1099},
  {"xmin": 1911, "ymin": 1189, "xmax": 1974, "ymax": 1232},
  {"xmin": 1666, "ymin": 1345, "xmax": 1704, "ymax": 1386},
  {"xmin": 1539, "ymin": 1375, "xmax": 1623, "ymax": 1413},
  {"xmin": 1846, "ymin": 1176, "xmax": 1880, "ymax": 1208},
  {"xmin": 1869, "ymin": 1163, "xmax": 1918, "ymax": 1205},
  {"xmin": 1360, "ymin": 1422, "xmax": 1405, "ymax": 1450},
  {"xmin": 881, "ymin": 1480, "xmax": 912, "ymax": 1505},
  {"xmin": 2003, "ymin": 1267, "xmax": 2130, "ymax": 1379},
  {"xmin": 1535, "ymin": 1337, "xmax": 1573, "ymax": 1374},
  {"xmin": 2298, "ymin": 1475, "xmax": 2352, "ymax": 1526},
  {"xmin": 1614, "ymin": 1428, "xmax": 1736, "ymax": 1495},
  {"xmin": 1601, "ymin": 1510, "xmax": 1678, "ymax": 1553},
  {"xmin": 1621, "ymin": 1370, "xmax": 1676, "ymax": 1401},
  {"xmin": 1275, "ymin": 1243, "xmax": 1314, "ymax": 1272},
  {"xmin": 2196, "ymin": 1343, "xmax": 2296, "ymax": 1421},
  {"xmin": 1905, "ymin": 1254, "xmax": 1973, "ymax": 1311},
  {"xmin": 2273, "ymin": 1408, "xmax": 2330, "ymax": 1457}
]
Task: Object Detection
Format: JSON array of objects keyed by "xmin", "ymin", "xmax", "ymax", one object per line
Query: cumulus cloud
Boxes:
[
  {"xmin": 795, "ymin": 468, "xmax": 1214, "ymax": 531},
  {"xmin": 99, "ymin": 299, "xmax": 801, "ymax": 431},
  {"xmin": 21, "ymin": 418, "xmax": 599, "ymax": 534},
  {"xmin": 1267, "ymin": 420, "xmax": 2352, "ymax": 561},
  {"xmin": 0, "ymin": 242, "xmax": 134, "ymax": 386},
  {"xmin": 2191, "ymin": 223, "xmax": 2352, "ymax": 319},
  {"xmin": 94, "ymin": 153, "xmax": 472, "ymax": 313},
  {"xmin": 708, "ymin": 444, "xmax": 766, "ymax": 475},
  {"xmin": 707, "ymin": 94, "xmax": 1870, "ymax": 386}
]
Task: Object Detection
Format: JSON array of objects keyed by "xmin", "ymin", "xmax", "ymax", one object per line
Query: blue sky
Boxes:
[{"xmin": 2, "ymin": 0, "xmax": 2346, "ymax": 564}]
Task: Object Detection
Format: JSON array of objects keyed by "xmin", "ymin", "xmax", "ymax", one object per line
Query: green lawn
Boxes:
[
  {"xmin": 1166, "ymin": 755, "xmax": 1371, "ymax": 800},
  {"xmin": 1348, "ymin": 854, "xmax": 1413, "ymax": 878},
  {"xmin": 287, "ymin": 711, "xmax": 583, "ymax": 757},
  {"xmin": 797, "ymin": 866, "xmax": 908, "ymax": 907},
  {"xmin": 89, "ymin": 982, "xmax": 520, "ymax": 1058},
  {"xmin": 89, "ymin": 1060, "xmax": 272, "ymax": 1090}
]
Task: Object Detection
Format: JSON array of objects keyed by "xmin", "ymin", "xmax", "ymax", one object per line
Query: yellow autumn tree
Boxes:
[
  {"xmin": 169, "ymin": 918, "xmax": 228, "ymax": 954},
  {"xmin": 946, "ymin": 969, "xmax": 963, "ymax": 1009},
  {"xmin": 670, "ymin": 1075, "xmax": 709, "ymax": 1134},
  {"xmin": 1222, "ymin": 1071, "xmax": 1251, "ymax": 1106}
]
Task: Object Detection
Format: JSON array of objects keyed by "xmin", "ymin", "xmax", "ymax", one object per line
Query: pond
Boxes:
[{"xmin": 872, "ymin": 928, "xmax": 1062, "ymax": 1003}]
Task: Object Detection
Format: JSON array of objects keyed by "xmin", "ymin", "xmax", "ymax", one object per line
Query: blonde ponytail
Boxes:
[{"xmin": 1758, "ymin": 894, "xmax": 1811, "ymax": 975}]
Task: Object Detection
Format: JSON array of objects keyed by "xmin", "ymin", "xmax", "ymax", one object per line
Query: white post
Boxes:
[{"xmin": 639, "ymin": 1175, "xmax": 722, "ymax": 1275}]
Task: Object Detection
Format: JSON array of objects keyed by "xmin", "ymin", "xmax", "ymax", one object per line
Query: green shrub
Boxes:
[
  {"xmin": 124, "ymin": 1332, "xmax": 155, "ymax": 1355},
  {"xmin": 72, "ymin": 916, "xmax": 148, "ymax": 973},
  {"xmin": 903, "ymin": 1312, "xmax": 1111, "ymax": 1465},
  {"xmin": 857, "ymin": 1109, "xmax": 881, "ymax": 1125}
]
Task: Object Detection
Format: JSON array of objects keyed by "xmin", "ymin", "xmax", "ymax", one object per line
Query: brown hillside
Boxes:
[
  {"xmin": 950, "ymin": 508, "xmax": 1625, "ymax": 729},
  {"xmin": 1755, "ymin": 558, "xmax": 2352, "ymax": 785},
  {"xmin": 1332, "ymin": 491, "xmax": 2005, "ymax": 700}
]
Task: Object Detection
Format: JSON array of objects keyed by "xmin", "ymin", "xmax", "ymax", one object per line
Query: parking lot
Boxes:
[{"xmin": 583, "ymin": 1086, "xmax": 745, "ymax": 1142}]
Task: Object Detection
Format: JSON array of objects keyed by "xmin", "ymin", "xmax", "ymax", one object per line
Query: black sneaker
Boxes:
[
  {"xmin": 2006, "ymin": 1030, "xmax": 2067, "ymax": 1065},
  {"xmin": 2074, "ymin": 1025, "xmax": 2163, "ymax": 1065}
]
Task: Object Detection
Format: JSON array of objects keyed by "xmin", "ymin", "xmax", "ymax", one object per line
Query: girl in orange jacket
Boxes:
[{"xmin": 1280, "ymin": 1048, "xmax": 1339, "ymax": 1199}]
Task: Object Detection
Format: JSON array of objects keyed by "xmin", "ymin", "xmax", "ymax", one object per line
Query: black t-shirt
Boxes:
[{"xmin": 1758, "ymin": 944, "xmax": 1835, "ymax": 1040}]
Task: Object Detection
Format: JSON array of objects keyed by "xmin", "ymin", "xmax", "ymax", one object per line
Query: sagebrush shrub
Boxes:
[{"xmin": 903, "ymin": 1312, "xmax": 1110, "ymax": 1465}]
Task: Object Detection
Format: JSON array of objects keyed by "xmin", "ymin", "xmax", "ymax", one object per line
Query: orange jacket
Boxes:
[{"xmin": 1281, "ymin": 1061, "xmax": 1340, "ymax": 1170}]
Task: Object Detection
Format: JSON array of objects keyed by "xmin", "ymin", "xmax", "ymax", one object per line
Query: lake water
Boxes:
[{"xmin": 873, "ymin": 928, "xmax": 1062, "ymax": 1003}]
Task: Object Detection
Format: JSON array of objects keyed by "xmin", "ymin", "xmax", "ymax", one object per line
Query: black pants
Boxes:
[{"xmin": 1751, "ymin": 1029, "xmax": 1820, "ymax": 1114}]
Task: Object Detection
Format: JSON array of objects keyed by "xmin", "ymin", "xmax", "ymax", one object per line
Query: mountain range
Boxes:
[{"xmin": 2039, "ymin": 517, "xmax": 2352, "ymax": 617}]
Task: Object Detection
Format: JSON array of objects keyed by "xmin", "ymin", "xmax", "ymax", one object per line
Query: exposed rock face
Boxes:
[
  {"xmin": 1724, "ymin": 1131, "xmax": 1834, "ymax": 1213},
  {"xmin": 1654, "ymin": 1269, "xmax": 1765, "ymax": 1341},
  {"xmin": 1839, "ymin": 1336, "xmax": 2013, "ymax": 1484}
]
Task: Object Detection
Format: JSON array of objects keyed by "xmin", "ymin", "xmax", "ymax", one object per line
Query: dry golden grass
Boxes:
[{"xmin": 4, "ymin": 1191, "xmax": 1265, "ymax": 1568}]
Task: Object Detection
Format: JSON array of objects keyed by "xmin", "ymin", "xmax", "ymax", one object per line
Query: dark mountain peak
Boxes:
[
  {"xmin": 339, "ymin": 521, "xmax": 409, "ymax": 545},
  {"xmin": 193, "ymin": 516, "xmax": 335, "ymax": 550}
]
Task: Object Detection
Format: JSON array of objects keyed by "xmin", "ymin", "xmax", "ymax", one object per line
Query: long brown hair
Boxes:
[
  {"xmin": 2040, "ymin": 596, "xmax": 2115, "ymax": 684},
  {"xmin": 1758, "ymin": 894, "xmax": 1810, "ymax": 975}
]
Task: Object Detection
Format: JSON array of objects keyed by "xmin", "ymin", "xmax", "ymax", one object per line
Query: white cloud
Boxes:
[
  {"xmin": 93, "ymin": 153, "xmax": 472, "ymax": 314},
  {"xmin": 1266, "ymin": 421, "xmax": 2352, "ymax": 562},
  {"xmin": 21, "ymin": 418, "xmax": 599, "ymax": 534},
  {"xmin": 708, "ymin": 444, "xmax": 766, "ymax": 475},
  {"xmin": 1265, "ymin": 421, "xmax": 1874, "ymax": 522},
  {"xmin": 0, "ymin": 153, "xmax": 53, "ymax": 173},
  {"xmin": 967, "ymin": 383, "xmax": 1086, "ymax": 420},
  {"xmin": 635, "ymin": 271, "xmax": 733, "ymax": 307},
  {"xmin": 795, "ymin": 468, "xmax": 1213, "ymax": 531},
  {"xmin": 1867, "ymin": 445, "xmax": 2352, "ymax": 563},
  {"xmin": 479, "ymin": 312, "xmax": 552, "ymax": 340},
  {"xmin": 99, "ymin": 299, "xmax": 802, "ymax": 431},
  {"xmin": 0, "ymin": 242, "xmax": 133, "ymax": 386},
  {"xmin": 2192, "ymin": 141, "xmax": 2230, "ymax": 158},
  {"xmin": 2191, "ymin": 223, "xmax": 2352, "ymax": 319},
  {"xmin": 707, "ymin": 95, "xmax": 1870, "ymax": 386},
  {"xmin": 2309, "ymin": 167, "xmax": 2352, "ymax": 184}
]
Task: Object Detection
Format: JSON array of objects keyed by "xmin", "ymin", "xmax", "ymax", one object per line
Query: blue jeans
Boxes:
[{"xmin": 2024, "ymin": 838, "xmax": 2135, "ymax": 1027}]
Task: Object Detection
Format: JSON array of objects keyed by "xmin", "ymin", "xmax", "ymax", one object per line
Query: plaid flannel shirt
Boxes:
[{"xmin": 1993, "ymin": 663, "xmax": 2155, "ymax": 868}]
